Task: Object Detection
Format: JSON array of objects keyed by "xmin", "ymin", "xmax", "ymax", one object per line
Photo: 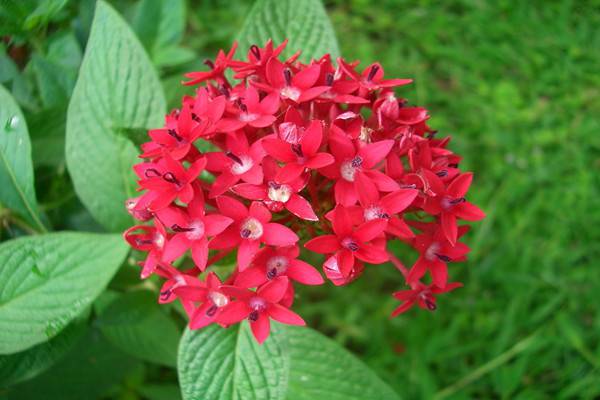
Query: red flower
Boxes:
[
  {"xmin": 305, "ymin": 205, "xmax": 389, "ymax": 272},
  {"xmin": 124, "ymin": 40, "xmax": 485, "ymax": 342},
  {"xmin": 156, "ymin": 193, "xmax": 233, "ymax": 271},
  {"xmin": 134, "ymin": 155, "xmax": 206, "ymax": 211},
  {"xmin": 173, "ymin": 272, "xmax": 231, "ymax": 329},
  {"xmin": 338, "ymin": 59, "xmax": 412, "ymax": 93},
  {"xmin": 123, "ymin": 220, "xmax": 168, "ymax": 278},
  {"xmin": 184, "ymin": 42, "xmax": 238, "ymax": 86},
  {"xmin": 406, "ymin": 223, "xmax": 470, "ymax": 287},
  {"xmin": 391, "ymin": 281, "xmax": 462, "ymax": 316},
  {"xmin": 423, "ymin": 172, "xmax": 486, "ymax": 245},
  {"xmin": 320, "ymin": 128, "xmax": 398, "ymax": 205},
  {"xmin": 218, "ymin": 277, "xmax": 305, "ymax": 343},
  {"xmin": 210, "ymin": 196, "xmax": 299, "ymax": 270},
  {"xmin": 204, "ymin": 131, "xmax": 266, "ymax": 198},
  {"xmin": 263, "ymin": 120, "xmax": 334, "ymax": 182},
  {"xmin": 256, "ymin": 57, "xmax": 329, "ymax": 103},
  {"xmin": 232, "ymin": 157, "xmax": 318, "ymax": 220},
  {"xmin": 217, "ymin": 86, "xmax": 279, "ymax": 132},
  {"xmin": 235, "ymin": 245, "xmax": 324, "ymax": 288}
]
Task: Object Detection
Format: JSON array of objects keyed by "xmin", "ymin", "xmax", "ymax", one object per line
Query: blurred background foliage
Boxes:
[{"xmin": 1, "ymin": 0, "xmax": 599, "ymax": 399}]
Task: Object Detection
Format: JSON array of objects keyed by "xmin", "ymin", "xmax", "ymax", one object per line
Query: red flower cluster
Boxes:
[{"xmin": 124, "ymin": 40, "xmax": 485, "ymax": 343}]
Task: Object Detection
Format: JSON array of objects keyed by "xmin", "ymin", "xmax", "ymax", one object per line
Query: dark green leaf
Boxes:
[
  {"xmin": 139, "ymin": 384, "xmax": 182, "ymax": 400},
  {"xmin": 97, "ymin": 290, "xmax": 181, "ymax": 367},
  {"xmin": 236, "ymin": 0, "xmax": 340, "ymax": 62},
  {"xmin": 0, "ymin": 232, "xmax": 129, "ymax": 354},
  {"xmin": 178, "ymin": 322, "xmax": 289, "ymax": 400},
  {"xmin": 2, "ymin": 329, "xmax": 139, "ymax": 400},
  {"xmin": 285, "ymin": 326, "xmax": 401, "ymax": 400},
  {"xmin": 65, "ymin": 0, "xmax": 166, "ymax": 232},
  {"xmin": 0, "ymin": 83, "xmax": 45, "ymax": 231},
  {"xmin": 0, "ymin": 317, "xmax": 87, "ymax": 388}
]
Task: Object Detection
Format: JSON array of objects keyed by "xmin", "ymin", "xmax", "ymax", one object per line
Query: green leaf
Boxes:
[
  {"xmin": 0, "ymin": 83, "xmax": 45, "ymax": 231},
  {"xmin": 66, "ymin": 0, "xmax": 166, "ymax": 232},
  {"xmin": 97, "ymin": 290, "xmax": 181, "ymax": 367},
  {"xmin": 23, "ymin": 0, "xmax": 69, "ymax": 31},
  {"xmin": 26, "ymin": 106, "xmax": 66, "ymax": 168},
  {"xmin": 285, "ymin": 326, "xmax": 401, "ymax": 400},
  {"xmin": 0, "ymin": 317, "xmax": 87, "ymax": 388},
  {"xmin": 132, "ymin": 0, "xmax": 189, "ymax": 67},
  {"xmin": 31, "ymin": 54, "xmax": 75, "ymax": 108},
  {"xmin": 2, "ymin": 328, "xmax": 139, "ymax": 400},
  {"xmin": 178, "ymin": 322, "xmax": 289, "ymax": 400},
  {"xmin": 0, "ymin": 232, "xmax": 129, "ymax": 354},
  {"xmin": 236, "ymin": 0, "xmax": 340, "ymax": 62}
]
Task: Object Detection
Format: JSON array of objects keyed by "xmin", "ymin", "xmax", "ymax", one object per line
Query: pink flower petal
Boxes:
[
  {"xmin": 216, "ymin": 195, "xmax": 248, "ymax": 220},
  {"xmin": 354, "ymin": 219, "xmax": 387, "ymax": 242},
  {"xmin": 380, "ymin": 189, "xmax": 418, "ymax": 214},
  {"xmin": 251, "ymin": 313, "xmax": 271, "ymax": 344},
  {"xmin": 268, "ymin": 303, "xmax": 305, "ymax": 326},
  {"xmin": 204, "ymin": 214, "xmax": 234, "ymax": 236},
  {"xmin": 285, "ymin": 194, "xmax": 318, "ymax": 221},
  {"xmin": 263, "ymin": 223, "xmax": 299, "ymax": 246},
  {"xmin": 304, "ymin": 235, "xmax": 340, "ymax": 254},
  {"xmin": 287, "ymin": 259, "xmax": 324, "ymax": 285},
  {"xmin": 232, "ymin": 183, "xmax": 267, "ymax": 200},
  {"xmin": 300, "ymin": 120, "xmax": 323, "ymax": 156},
  {"xmin": 441, "ymin": 212, "xmax": 458, "ymax": 246},
  {"xmin": 238, "ymin": 239, "xmax": 261, "ymax": 271},
  {"xmin": 359, "ymin": 139, "xmax": 394, "ymax": 168},
  {"xmin": 163, "ymin": 233, "xmax": 190, "ymax": 262},
  {"xmin": 257, "ymin": 276, "xmax": 289, "ymax": 303},
  {"xmin": 448, "ymin": 172, "xmax": 473, "ymax": 198},
  {"xmin": 217, "ymin": 301, "xmax": 250, "ymax": 324}
]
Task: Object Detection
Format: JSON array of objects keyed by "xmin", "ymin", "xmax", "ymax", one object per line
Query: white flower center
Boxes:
[
  {"xmin": 364, "ymin": 205, "xmax": 389, "ymax": 221},
  {"xmin": 249, "ymin": 296, "xmax": 267, "ymax": 311},
  {"xmin": 230, "ymin": 155, "xmax": 254, "ymax": 175},
  {"xmin": 425, "ymin": 243, "xmax": 441, "ymax": 261},
  {"xmin": 186, "ymin": 220, "xmax": 205, "ymax": 240},
  {"xmin": 240, "ymin": 217, "xmax": 263, "ymax": 240},
  {"xmin": 267, "ymin": 182, "xmax": 292, "ymax": 203},
  {"xmin": 280, "ymin": 86, "xmax": 301, "ymax": 101},
  {"xmin": 239, "ymin": 112, "xmax": 259, "ymax": 122},
  {"xmin": 208, "ymin": 291, "xmax": 229, "ymax": 307},
  {"xmin": 266, "ymin": 256, "xmax": 289, "ymax": 278},
  {"xmin": 340, "ymin": 157, "xmax": 362, "ymax": 182}
]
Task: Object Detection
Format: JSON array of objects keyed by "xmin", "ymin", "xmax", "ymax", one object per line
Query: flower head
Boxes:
[{"xmin": 124, "ymin": 40, "xmax": 484, "ymax": 343}]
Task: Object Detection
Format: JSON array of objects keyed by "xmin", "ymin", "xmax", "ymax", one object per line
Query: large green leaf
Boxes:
[
  {"xmin": 236, "ymin": 0, "xmax": 340, "ymax": 62},
  {"xmin": 66, "ymin": 0, "xmax": 166, "ymax": 232},
  {"xmin": 285, "ymin": 326, "xmax": 401, "ymax": 400},
  {"xmin": 0, "ymin": 84, "xmax": 44, "ymax": 231},
  {"xmin": 178, "ymin": 322, "xmax": 289, "ymax": 400},
  {"xmin": 97, "ymin": 289, "xmax": 181, "ymax": 367},
  {"xmin": 0, "ymin": 232, "xmax": 128, "ymax": 354},
  {"xmin": 2, "ymin": 328, "xmax": 139, "ymax": 400},
  {"xmin": 0, "ymin": 317, "xmax": 86, "ymax": 388}
]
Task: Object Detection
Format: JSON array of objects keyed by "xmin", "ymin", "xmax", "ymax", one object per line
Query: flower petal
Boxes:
[
  {"xmin": 263, "ymin": 223, "xmax": 299, "ymax": 246},
  {"xmin": 354, "ymin": 219, "xmax": 387, "ymax": 242},
  {"xmin": 204, "ymin": 214, "xmax": 234, "ymax": 236},
  {"xmin": 250, "ymin": 313, "xmax": 271, "ymax": 344},
  {"xmin": 300, "ymin": 120, "xmax": 323, "ymax": 156},
  {"xmin": 216, "ymin": 195, "xmax": 248, "ymax": 220},
  {"xmin": 448, "ymin": 172, "xmax": 473, "ymax": 198},
  {"xmin": 238, "ymin": 239, "xmax": 260, "ymax": 271},
  {"xmin": 380, "ymin": 189, "xmax": 418, "ymax": 214},
  {"xmin": 268, "ymin": 303, "xmax": 306, "ymax": 326},
  {"xmin": 287, "ymin": 259, "xmax": 324, "ymax": 285},
  {"xmin": 217, "ymin": 301, "xmax": 250, "ymax": 324},
  {"xmin": 257, "ymin": 276, "xmax": 289, "ymax": 303},
  {"xmin": 359, "ymin": 139, "xmax": 394, "ymax": 168},
  {"xmin": 441, "ymin": 212, "xmax": 458, "ymax": 246},
  {"xmin": 285, "ymin": 194, "xmax": 318, "ymax": 221},
  {"xmin": 304, "ymin": 235, "xmax": 340, "ymax": 254}
]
